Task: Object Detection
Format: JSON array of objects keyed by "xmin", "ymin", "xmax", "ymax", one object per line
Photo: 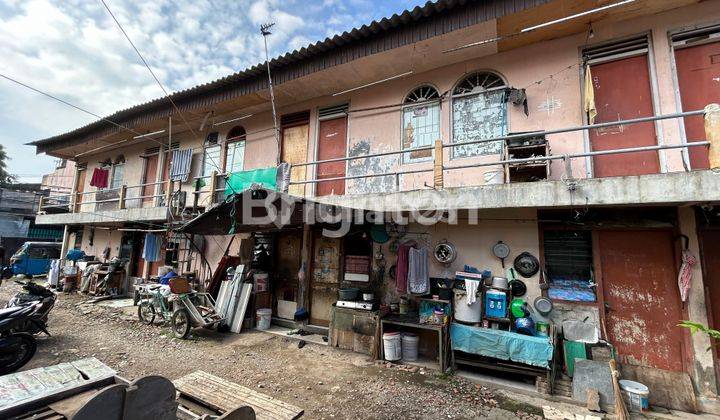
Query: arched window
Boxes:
[
  {"xmin": 402, "ymin": 85, "xmax": 440, "ymax": 162},
  {"xmin": 451, "ymin": 72, "xmax": 507, "ymax": 158},
  {"xmin": 224, "ymin": 126, "xmax": 246, "ymax": 174}
]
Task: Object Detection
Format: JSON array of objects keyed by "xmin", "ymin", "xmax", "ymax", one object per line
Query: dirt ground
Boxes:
[{"xmin": 1, "ymin": 280, "xmax": 549, "ymax": 419}]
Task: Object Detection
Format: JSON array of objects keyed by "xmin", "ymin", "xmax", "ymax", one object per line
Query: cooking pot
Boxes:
[
  {"xmin": 339, "ymin": 288, "xmax": 360, "ymax": 301},
  {"xmin": 362, "ymin": 292, "xmax": 374, "ymax": 301},
  {"xmin": 491, "ymin": 276, "xmax": 509, "ymax": 290}
]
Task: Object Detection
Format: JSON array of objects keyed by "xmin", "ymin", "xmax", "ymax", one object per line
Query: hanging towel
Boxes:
[
  {"xmin": 583, "ymin": 63, "xmax": 597, "ymax": 125},
  {"xmin": 408, "ymin": 247, "xmax": 429, "ymax": 295},
  {"xmin": 678, "ymin": 249, "xmax": 696, "ymax": 302},
  {"xmin": 465, "ymin": 279, "xmax": 480, "ymax": 305},
  {"xmin": 170, "ymin": 148, "xmax": 193, "ymax": 182},
  {"xmin": 396, "ymin": 243, "xmax": 412, "ymax": 293},
  {"xmin": 89, "ymin": 167, "xmax": 109, "ymax": 188},
  {"xmin": 142, "ymin": 233, "xmax": 163, "ymax": 262}
]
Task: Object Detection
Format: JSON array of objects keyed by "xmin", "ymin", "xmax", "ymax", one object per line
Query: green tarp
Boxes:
[{"xmin": 224, "ymin": 167, "xmax": 278, "ymax": 196}]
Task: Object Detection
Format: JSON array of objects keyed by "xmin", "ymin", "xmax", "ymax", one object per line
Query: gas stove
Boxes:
[{"xmin": 336, "ymin": 300, "xmax": 376, "ymax": 311}]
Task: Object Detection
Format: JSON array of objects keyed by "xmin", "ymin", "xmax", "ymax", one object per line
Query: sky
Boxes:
[{"xmin": 0, "ymin": 0, "xmax": 426, "ymax": 184}]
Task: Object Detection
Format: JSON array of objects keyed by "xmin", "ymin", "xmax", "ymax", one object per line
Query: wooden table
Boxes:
[{"xmin": 380, "ymin": 314, "xmax": 448, "ymax": 371}]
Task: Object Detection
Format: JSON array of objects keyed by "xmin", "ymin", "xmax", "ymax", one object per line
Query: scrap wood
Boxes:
[
  {"xmin": 174, "ymin": 371, "xmax": 302, "ymax": 420},
  {"xmin": 609, "ymin": 360, "xmax": 629, "ymax": 420}
]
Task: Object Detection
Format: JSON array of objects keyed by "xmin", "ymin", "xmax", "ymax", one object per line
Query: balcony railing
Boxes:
[
  {"xmin": 38, "ymin": 104, "xmax": 719, "ymax": 216},
  {"xmin": 287, "ymin": 106, "xmax": 716, "ymax": 192}
]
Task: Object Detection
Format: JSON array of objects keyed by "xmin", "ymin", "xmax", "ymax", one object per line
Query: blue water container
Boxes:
[{"xmin": 485, "ymin": 289, "xmax": 507, "ymax": 318}]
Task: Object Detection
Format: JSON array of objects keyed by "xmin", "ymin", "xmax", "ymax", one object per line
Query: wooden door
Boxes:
[
  {"xmin": 282, "ymin": 125, "xmax": 309, "ymax": 196},
  {"xmin": 74, "ymin": 169, "xmax": 86, "ymax": 212},
  {"xmin": 675, "ymin": 41, "xmax": 720, "ymax": 169},
  {"xmin": 310, "ymin": 234, "xmax": 341, "ymax": 326},
  {"xmin": 599, "ymin": 230, "xmax": 684, "ymax": 372},
  {"xmin": 589, "ymin": 55, "xmax": 660, "ymax": 177},
  {"xmin": 142, "ymin": 154, "xmax": 159, "ymax": 207},
  {"xmin": 699, "ymin": 229, "xmax": 720, "ymax": 377},
  {"xmin": 316, "ymin": 117, "xmax": 347, "ymax": 196}
]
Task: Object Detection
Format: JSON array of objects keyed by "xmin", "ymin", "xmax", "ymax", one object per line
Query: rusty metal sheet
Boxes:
[
  {"xmin": 281, "ymin": 124, "xmax": 309, "ymax": 196},
  {"xmin": 589, "ymin": 55, "xmax": 659, "ymax": 177},
  {"xmin": 675, "ymin": 40, "xmax": 720, "ymax": 169},
  {"xmin": 599, "ymin": 230, "xmax": 684, "ymax": 372}
]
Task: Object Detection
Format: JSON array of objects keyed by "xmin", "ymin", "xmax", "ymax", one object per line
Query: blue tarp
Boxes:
[{"xmin": 450, "ymin": 322, "xmax": 553, "ymax": 368}]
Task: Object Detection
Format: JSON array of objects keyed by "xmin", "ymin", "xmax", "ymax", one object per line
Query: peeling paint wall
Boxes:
[{"xmin": 346, "ymin": 138, "xmax": 399, "ymax": 194}]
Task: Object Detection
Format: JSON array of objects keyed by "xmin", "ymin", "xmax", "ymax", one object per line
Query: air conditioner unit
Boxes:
[{"xmin": 171, "ymin": 191, "xmax": 186, "ymax": 216}]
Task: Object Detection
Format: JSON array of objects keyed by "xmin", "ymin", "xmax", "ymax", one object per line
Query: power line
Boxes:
[{"xmin": 98, "ymin": 0, "xmax": 234, "ymax": 195}]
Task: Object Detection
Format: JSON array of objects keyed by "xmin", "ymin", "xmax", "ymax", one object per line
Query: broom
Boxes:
[{"xmin": 609, "ymin": 359, "xmax": 629, "ymax": 420}]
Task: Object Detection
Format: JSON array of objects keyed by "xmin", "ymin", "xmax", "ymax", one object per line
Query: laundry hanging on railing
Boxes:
[
  {"xmin": 142, "ymin": 233, "xmax": 163, "ymax": 262},
  {"xmin": 224, "ymin": 167, "xmax": 278, "ymax": 196},
  {"xmin": 583, "ymin": 63, "xmax": 597, "ymax": 125},
  {"xmin": 170, "ymin": 148, "xmax": 193, "ymax": 182},
  {"xmin": 89, "ymin": 167, "xmax": 109, "ymax": 188}
]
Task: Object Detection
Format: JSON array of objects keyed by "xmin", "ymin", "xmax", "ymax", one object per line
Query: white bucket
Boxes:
[
  {"xmin": 256, "ymin": 308, "xmax": 272, "ymax": 330},
  {"xmin": 453, "ymin": 289, "xmax": 482, "ymax": 323},
  {"xmin": 401, "ymin": 333, "xmax": 419, "ymax": 362},
  {"xmin": 619, "ymin": 380, "xmax": 650, "ymax": 413},
  {"xmin": 383, "ymin": 332, "xmax": 402, "ymax": 361},
  {"xmin": 483, "ymin": 168, "xmax": 504, "ymax": 185}
]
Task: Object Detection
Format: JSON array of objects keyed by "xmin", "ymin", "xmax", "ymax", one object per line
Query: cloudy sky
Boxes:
[{"xmin": 0, "ymin": 0, "xmax": 424, "ymax": 183}]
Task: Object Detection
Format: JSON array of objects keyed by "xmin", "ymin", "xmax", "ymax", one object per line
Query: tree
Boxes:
[{"xmin": 0, "ymin": 144, "xmax": 16, "ymax": 186}]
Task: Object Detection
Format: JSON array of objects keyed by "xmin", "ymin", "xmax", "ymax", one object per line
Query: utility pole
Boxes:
[{"xmin": 261, "ymin": 22, "xmax": 281, "ymax": 165}]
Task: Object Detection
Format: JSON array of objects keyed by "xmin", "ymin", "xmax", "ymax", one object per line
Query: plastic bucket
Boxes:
[
  {"xmin": 383, "ymin": 332, "xmax": 402, "ymax": 361},
  {"xmin": 256, "ymin": 308, "xmax": 272, "ymax": 330},
  {"xmin": 619, "ymin": 380, "xmax": 650, "ymax": 413},
  {"xmin": 453, "ymin": 288, "xmax": 482, "ymax": 323},
  {"xmin": 401, "ymin": 333, "xmax": 419, "ymax": 362},
  {"xmin": 485, "ymin": 289, "xmax": 507, "ymax": 318}
]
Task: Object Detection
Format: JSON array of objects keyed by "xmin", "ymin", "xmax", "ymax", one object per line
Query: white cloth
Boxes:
[
  {"xmin": 465, "ymin": 279, "xmax": 480, "ymax": 305},
  {"xmin": 48, "ymin": 259, "xmax": 60, "ymax": 287},
  {"xmin": 408, "ymin": 247, "xmax": 429, "ymax": 294}
]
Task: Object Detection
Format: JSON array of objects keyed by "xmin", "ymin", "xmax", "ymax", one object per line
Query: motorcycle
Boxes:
[
  {"xmin": 6, "ymin": 280, "xmax": 56, "ymax": 335},
  {"xmin": 0, "ymin": 302, "xmax": 46, "ymax": 375}
]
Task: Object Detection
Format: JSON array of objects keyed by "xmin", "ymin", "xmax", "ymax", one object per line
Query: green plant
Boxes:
[{"xmin": 679, "ymin": 321, "xmax": 720, "ymax": 351}]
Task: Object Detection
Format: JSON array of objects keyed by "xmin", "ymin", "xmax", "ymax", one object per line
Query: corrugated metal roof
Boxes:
[{"xmin": 30, "ymin": 0, "xmax": 549, "ymax": 153}]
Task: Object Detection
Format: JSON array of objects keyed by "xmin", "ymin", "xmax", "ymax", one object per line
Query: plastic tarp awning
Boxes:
[
  {"xmin": 224, "ymin": 168, "xmax": 277, "ymax": 196},
  {"xmin": 450, "ymin": 322, "xmax": 553, "ymax": 368}
]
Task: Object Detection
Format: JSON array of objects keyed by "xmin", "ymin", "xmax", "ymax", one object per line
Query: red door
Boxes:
[
  {"xmin": 142, "ymin": 154, "xmax": 158, "ymax": 207},
  {"xmin": 316, "ymin": 117, "xmax": 347, "ymax": 196},
  {"xmin": 589, "ymin": 55, "xmax": 660, "ymax": 177},
  {"xmin": 675, "ymin": 41, "xmax": 720, "ymax": 169},
  {"xmin": 599, "ymin": 230, "xmax": 684, "ymax": 372}
]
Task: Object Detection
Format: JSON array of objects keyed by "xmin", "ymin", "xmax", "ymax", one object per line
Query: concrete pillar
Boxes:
[
  {"xmin": 59, "ymin": 225, "xmax": 70, "ymax": 267},
  {"xmin": 298, "ymin": 224, "xmax": 312, "ymax": 312},
  {"xmin": 433, "ymin": 139, "xmax": 443, "ymax": 189},
  {"xmin": 678, "ymin": 207, "xmax": 718, "ymax": 398}
]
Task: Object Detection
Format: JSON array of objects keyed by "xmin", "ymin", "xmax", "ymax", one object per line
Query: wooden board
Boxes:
[{"xmin": 174, "ymin": 371, "xmax": 303, "ymax": 420}]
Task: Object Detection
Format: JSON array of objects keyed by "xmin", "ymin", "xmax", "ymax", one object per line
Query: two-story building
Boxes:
[{"xmin": 29, "ymin": 0, "xmax": 720, "ymax": 412}]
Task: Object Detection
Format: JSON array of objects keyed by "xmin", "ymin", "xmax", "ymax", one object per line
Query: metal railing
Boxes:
[
  {"xmin": 38, "ymin": 179, "xmax": 180, "ymax": 214},
  {"xmin": 287, "ymin": 107, "xmax": 715, "ymax": 190}
]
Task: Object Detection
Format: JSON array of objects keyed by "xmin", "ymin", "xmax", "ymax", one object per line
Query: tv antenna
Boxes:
[{"xmin": 261, "ymin": 22, "xmax": 280, "ymax": 165}]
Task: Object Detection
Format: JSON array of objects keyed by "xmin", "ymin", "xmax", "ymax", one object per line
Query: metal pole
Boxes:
[{"xmin": 261, "ymin": 23, "xmax": 281, "ymax": 166}]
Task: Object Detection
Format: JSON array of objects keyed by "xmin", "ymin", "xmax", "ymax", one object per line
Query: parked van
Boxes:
[{"xmin": 10, "ymin": 242, "xmax": 61, "ymax": 277}]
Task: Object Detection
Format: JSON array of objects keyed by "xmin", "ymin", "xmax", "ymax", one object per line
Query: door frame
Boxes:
[
  {"xmin": 697, "ymin": 224, "xmax": 720, "ymax": 385},
  {"xmin": 668, "ymin": 22, "xmax": 720, "ymax": 170},
  {"xmin": 539, "ymin": 223, "xmax": 693, "ymax": 374},
  {"xmin": 580, "ymin": 32, "xmax": 665, "ymax": 177},
  {"xmin": 313, "ymin": 105, "xmax": 349, "ymax": 197}
]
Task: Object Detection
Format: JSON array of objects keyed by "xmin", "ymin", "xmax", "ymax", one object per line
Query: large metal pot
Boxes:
[{"xmin": 338, "ymin": 288, "xmax": 360, "ymax": 301}]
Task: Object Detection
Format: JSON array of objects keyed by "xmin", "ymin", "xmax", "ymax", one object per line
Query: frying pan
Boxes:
[{"xmin": 492, "ymin": 241, "xmax": 511, "ymax": 268}]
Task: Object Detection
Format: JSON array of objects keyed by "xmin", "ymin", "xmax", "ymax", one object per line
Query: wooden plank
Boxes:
[{"xmin": 174, "ymin": 371, "xmax": 303, "ymax": 420}]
